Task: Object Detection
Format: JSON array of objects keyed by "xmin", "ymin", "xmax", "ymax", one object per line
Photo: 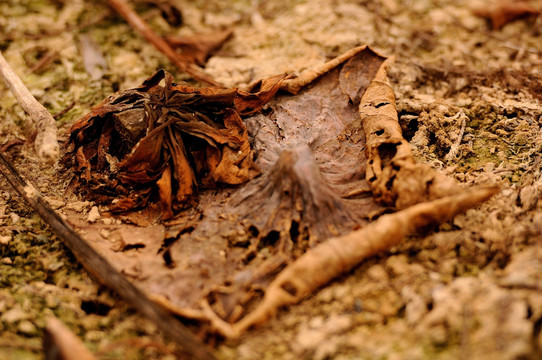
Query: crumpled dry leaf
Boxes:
[
  {"xmin": 473, "ymin": 0, "xmax": 540, "ymax": 29},
  {"xmin": 65, "ymin": 69, "xmax": 285, "ymax": 218}
]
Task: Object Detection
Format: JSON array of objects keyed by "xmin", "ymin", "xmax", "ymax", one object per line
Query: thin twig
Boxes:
[
  {"xmin": 0, "ymin": 51, "xmax": 59, "ymax": 164},
  {"xmin": 0, "ymin": 152, "xmax": 216, "ymax": 360},
  {"xmin": 107, "ymin": 0, "xmax": 221, "ymax": 87}
]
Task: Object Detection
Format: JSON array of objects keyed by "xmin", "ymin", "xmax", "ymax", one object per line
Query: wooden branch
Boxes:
[
  {"xmin": 107, "ymin": 0, "xmax": 221, "ymax": 87},
  {"xmin": 0, "ymin": 51, "xmax": 59, "ymax": 164},
  {"xmin": 0, "ymin": 152, "xmax": 216, "ymax": 360}
]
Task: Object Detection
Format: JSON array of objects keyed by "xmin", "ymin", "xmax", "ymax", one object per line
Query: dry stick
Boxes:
[
  {"xmin": 0, "ymin": 51, "xmax": 59, "ymax": 164},
  {"xmin": 0, "ymin": 152, "xmax": 216, "ymax": 360},
  {"xmin": 107, "ymin": 0, "xmax": 221, "ymax": 87}
]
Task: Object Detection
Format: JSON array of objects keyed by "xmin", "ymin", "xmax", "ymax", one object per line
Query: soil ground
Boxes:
[{"xmin": 1, "ymin": 0, "xmax": 541, "ymax": 359}]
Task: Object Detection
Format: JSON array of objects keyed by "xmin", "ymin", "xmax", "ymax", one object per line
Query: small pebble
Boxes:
[
  {"xmin": 9, "ymin": 212, "xmax": 20, "ymax": 224},
  {"xmin": 18, "ymin": 320, "xmax": 38, "ymax": 336},
  {"xmin": 87, "ymin": 206, "xmax": 101, "ymax": 223}
]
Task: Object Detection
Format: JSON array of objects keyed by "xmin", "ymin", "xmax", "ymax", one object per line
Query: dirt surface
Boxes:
[{"xmin": 1, "ymin": 0, "xmax": 541, "ymax": 359}]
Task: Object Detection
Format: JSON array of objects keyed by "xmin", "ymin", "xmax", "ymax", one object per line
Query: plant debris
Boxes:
[
  {"xmin": 65, "ymin": 69, "xmax": 285, "ymax": 219},
  {"xmin": 64, "ymin": 46, "xmax": 497, "ymax": 340},
  {"xmin": 3, "ymin": 0, "xmax": 541, "ymax": 358}
]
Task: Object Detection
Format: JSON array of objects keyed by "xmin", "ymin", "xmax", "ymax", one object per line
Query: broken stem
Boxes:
[
  {"xmin": 0, "ymin": 51, "xmax": 59, "ymax": 164},
  {"xmin": 107, "ymin": 0, "xmax": 221, "ymax": 87},
  {"xmin": 0, "ymin": 152, "xmax": 216, "ymax": 360}
]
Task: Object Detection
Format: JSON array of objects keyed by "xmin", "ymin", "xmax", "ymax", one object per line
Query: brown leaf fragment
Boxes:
[
  {"xmin": 204, "ymin": 186, "xmax": 499, "ymax": 338},
  {"xmin": 44, "ymin": 317, "xmax": 98, "ymax": 360},
  {"xmin": 473, "ymin": 0, "xmax": 540, "ymax": 29},
  {"xmin": 279, "ymin": 45, "xmax": 376, "ymax": 95},
  {"xmin": 156, "ymin": 164, "xmax": 174, "ymax": 220},
  {"xmin": 65, "ymin": 69, "xmax": 285, "ymax": 217},
  {"xmin": 165, "ymin": 29, "xmax": 233, "ymax": 66}
]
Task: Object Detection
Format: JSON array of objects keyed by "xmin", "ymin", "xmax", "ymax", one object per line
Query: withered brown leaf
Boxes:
[
  {"xmin": 65, "ymin": 69, "xmax": 285, "ymax": 218},
  {"xmin": 66, "ymin": 46, "xmax": 496, "ymax": 339}
]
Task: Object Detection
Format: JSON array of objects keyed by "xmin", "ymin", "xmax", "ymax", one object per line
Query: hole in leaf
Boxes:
[
  {"xmin": 377, "ymin": 142, "xmax": 398, "ymax": 168},
  {"xmin": 280, "ymin": 281, "xmax": 298, "ymax": 297},
  {"xmin": 248, "ymin": 225, "xmax": 259, "ymax": 237},
  {"xmin": 122, "ymin": 243, "xmax": 145, "ymax": 252},
  {"xmin": 260, "ymin": 230, "xmax": 280, "ymax": 249},
  {"xmin": 163, "ymin": 248, "xmax": 175, "ymax": 268},
  {"xmin": 289, "ymin": 221, "xmax": 300, "ymax": 242}
]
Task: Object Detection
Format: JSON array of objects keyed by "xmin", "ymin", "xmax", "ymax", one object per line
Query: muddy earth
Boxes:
[{"xmin": 1, "ymin": 0, "xmax": 541, "ymax": 359}]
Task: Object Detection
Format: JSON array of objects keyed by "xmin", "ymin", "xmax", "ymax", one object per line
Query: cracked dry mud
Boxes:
[{"xmin": 1, "ymin": 0, "xmax": 541, "ymax": 359}]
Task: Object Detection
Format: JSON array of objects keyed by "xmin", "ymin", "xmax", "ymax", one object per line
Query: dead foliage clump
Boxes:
[{"xmin": 64, "ymin": 70, "xmax": 285, "ymax": 218}]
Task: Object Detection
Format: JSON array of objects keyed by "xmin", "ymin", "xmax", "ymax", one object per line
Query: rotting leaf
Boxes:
[
  {"xmin": 64, "ymin": 46, "xmax": 497, "ymax": 339},
  {"xmin": 64, "ymin": 69, "xmax": 286, "ymax": 218}
]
